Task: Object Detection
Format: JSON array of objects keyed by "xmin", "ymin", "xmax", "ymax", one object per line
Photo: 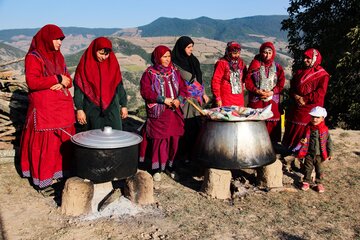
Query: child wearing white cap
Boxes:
[{"xmin": 297, "ymin": 106, "xmax": 333, "ymax": 193}]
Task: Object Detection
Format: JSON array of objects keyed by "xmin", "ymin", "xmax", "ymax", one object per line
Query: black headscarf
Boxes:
[{"xmin": 172, "ymin": 36, "xmax": 203, "ymax": 84}]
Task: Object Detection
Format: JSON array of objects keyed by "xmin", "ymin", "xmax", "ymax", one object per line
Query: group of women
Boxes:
[{"xmin": 20, "ymin": 24, "xmax": 329, "ymax": 193}]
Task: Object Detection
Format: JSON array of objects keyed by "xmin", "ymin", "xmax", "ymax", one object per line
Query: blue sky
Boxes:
[{"xmin": 0, "ymin": 0, "xmax": 290, "ymax": 30}]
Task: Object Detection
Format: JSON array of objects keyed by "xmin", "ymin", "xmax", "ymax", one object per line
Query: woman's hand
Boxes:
[
  {"xmin": 203, "ymin": 94, "xmax": 210, "ymax": 104},
  {"xmin": 77, "ymin": 110, "xmax": 87, "ymax": 125},
  {"xmin": 50, "ymin": 83, "xmax": 64, "ymax": 91},
  {"xmin": 121, "ymin": 107, "xmax": 128, "ymax": 119},
  {"xmin": 172, "ymin": 99, "xmax": 180, "ymax": 109},
  {"xmin": 60, "ymin": 74, "xmax": 71, "ymax": 88},
  {"xmin": 216, "ymin": 100, "xmax": 222, "ymax": 107},
  {"xmin": 164, "ymin": 98, "xmax": 173, "ymax": 107},
  {"xmin": 261, "ymin": 90, "xmax": 274, "ymax": 99},
  {"xmin": 256, "ymin": 89, "xmax": 266, "ymax": 97},
  {"xmin": 294, "ymin": 94, "xmax": 305, "ymax": 106}
]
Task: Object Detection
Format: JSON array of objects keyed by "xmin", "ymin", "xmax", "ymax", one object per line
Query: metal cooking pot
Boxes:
[
  {"xmin": 195, "ymin": 119, "xmax": 275, "ymax": 169},
  {"xmin": 71, "ymin": 126, "xmax": 143, "ymax": 183}
]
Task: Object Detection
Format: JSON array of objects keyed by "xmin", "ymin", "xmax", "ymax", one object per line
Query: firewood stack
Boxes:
[{"xmin": 0, "ymin": 58, "xmax": 28, "ymax": 152}]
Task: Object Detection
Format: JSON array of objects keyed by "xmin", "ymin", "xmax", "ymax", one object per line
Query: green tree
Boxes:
[{"xmin": 281, "ymin": 0, "xmax": 360, "ymax": 129}]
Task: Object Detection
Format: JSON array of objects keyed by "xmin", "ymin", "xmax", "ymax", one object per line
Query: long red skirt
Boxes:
[
  {"xmin": 282, "ymin": 121, "xmax": 307, "ymax": 151},
  {"xmin": 20, "ymin": 118, "xmax": 75, "ymax": 189},
  {"xmin": 150, "ymin": 136, "xmax": 180, "ymax": 171}
]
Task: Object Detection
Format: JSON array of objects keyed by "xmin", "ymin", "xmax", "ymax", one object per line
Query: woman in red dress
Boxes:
[
  {"xmin": 20, "ymin": 24, "xmax": 75, "ymax": 194},
  {"xmin": 245, "ymin": 42, "xmax": 286, "ymax": 143},
  {"xmin": 282, "ymin": 48, "xmax": 330, "ymax": 152},
  {"xmin": 139, "ymin": 45, "xmax": 188, "ymax": 181},
  {"xmin": 211, "ymin": 41, "xmax": 247, "ymax": 107}
]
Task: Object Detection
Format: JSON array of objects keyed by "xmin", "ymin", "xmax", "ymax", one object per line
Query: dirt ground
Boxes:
[{"xmin": 0, "ymin": 128, "xmax": 359, "ymax": 240}]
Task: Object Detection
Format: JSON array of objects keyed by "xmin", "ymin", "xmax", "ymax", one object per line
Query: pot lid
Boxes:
[{"xmin": 71, "ymin": 126, "xmax": 143, "ymax": 149}]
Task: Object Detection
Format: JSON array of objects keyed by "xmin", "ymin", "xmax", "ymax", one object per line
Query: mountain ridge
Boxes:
[{"xmin": 0, "ymin": 15, "xmax": 287, "ymax": 44}]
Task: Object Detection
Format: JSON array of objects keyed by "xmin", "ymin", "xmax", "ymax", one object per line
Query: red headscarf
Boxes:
[
  {"xmin": 248, "ymin": 42, "xmax": 276, "ymax": 72},
  {"xmin": 27, "ymin": 24, "xmax": 66, "ymax": 76},
  {"xmin": 151, "ymin": 45, "xmax": 174, "ymax": 73},
  {"xmin": 224, "ymin": 41, "xmax": 242, "ymax": 71},
  {"xmin": 224, "ymin": 41, "xmax": 241, "ymax": 60},
  {"xmin": 296, "ymin": 48, "xmax": 327, "ymax": 85},
  {"xmin": 74, "ymin": 37, "xmax": 122, "ymax": 111},
  {"xmin": 151, "ymin": 45, "xmax": 171, "ymax": 65},
  {"xmin": 304, "ymin": 48, "xmax": 322, "ymax": 69}
]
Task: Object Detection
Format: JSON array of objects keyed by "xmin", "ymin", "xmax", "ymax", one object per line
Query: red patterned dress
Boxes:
[{"xmin": 282, "ymin": 48, "xmax": 329, "ymax": 151}]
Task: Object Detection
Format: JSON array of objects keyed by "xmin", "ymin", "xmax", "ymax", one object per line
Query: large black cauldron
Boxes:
[{"xmin": 71, "ymin": 127, "xmax": 143, "ymax": 183}]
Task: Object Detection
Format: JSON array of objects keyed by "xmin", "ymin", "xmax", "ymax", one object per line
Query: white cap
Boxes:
[{"xmin": 309, "ymin": 106, "xmax": 327, "ymax": 118}]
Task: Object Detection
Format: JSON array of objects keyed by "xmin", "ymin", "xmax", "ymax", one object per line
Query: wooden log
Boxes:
[
  {"xmin": 0, "ymin": 99, "xmax": 10, "ymax": 114},
  {"xmin": 61, "ymin": 177, "xmax": 94, "ymax": 216},
  {"xmin": 0, "ymin": 136, "xmax": 16, "ymax": 141},
  {"xmin": 0, "ymin": 57, "xmax": 25, "ymax": 67},
  {"xmin": 0, "ymin": 128, "xmax": 16, "ymax": 138},
  {"xmin": 201, "ymin": 168, "xmax": 232, "ymax": 199},
  {"xmin": 0, "ymin": 79, "xmax": 26, "ymax": 83},
  {"xmin": 0, "ymin": 142, "xmax": 14, "ymax": 150},
  {"xmin": 0, "ymin": 70, "xmax": 14, "ymax": 79},
  {"xmin": 0, "ymin": 120, "xmax": 12, "ymax": 127},
  {"xmin": 124, "ymin": 170, "xmax": 154, "ymax": 205},
  {"xmin": 0, "ymin": 91, "xmax": 28, "ymax": 101},
  {"xmin": 0, "ymin": 99, "xmax": 27, "ymax": 114},
  {"xmin": 0, "ymin": 113, "xmax": 10, "ymax": 121}
]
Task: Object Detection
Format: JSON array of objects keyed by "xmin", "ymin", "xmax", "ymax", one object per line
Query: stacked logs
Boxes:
[{"xmin": 0, "ymin": 58, "xmax": 28, "ymax": 151}]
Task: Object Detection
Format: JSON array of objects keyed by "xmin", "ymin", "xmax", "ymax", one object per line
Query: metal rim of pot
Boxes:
[{"xmin": 71, "ymin": 126, "xmax": 143, "ymax": 149}]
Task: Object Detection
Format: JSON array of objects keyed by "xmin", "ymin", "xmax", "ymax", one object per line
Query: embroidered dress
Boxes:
[
  {"xmin": 245, "ymin": 42, "xmax": 285, "ymax": 142},
  {"xmin": 20, "ymin": 25, "xmax": 75, "ymax": 189},
  {"xmin": 211, "ymin": 59, "xmax": 247, "ymax": 106},
  {"xmin": 259, "ymin": 63, "xmax": 277, "ymax": 102},
  {"xmin": 139, "ymin": 45, "xmax": 188, "ymax": 171},
  {"xmin": 211, "ymin": 41, "xmax": 247, "ymax": 107},
  {"xmin": 229, "ymin": 66, "xmax": 243, "ymax": 94},
  {"xmin": 282, "ymin": 49, "xmax": 330, "ymax": 150}
]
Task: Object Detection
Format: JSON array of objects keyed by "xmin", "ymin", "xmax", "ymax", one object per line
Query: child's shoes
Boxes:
[
  {"xmin": 316, "ymin": 184, "xmax": 325, "ymax": 193},
  {"xmin": 301, "ymin": 182, "xmax": 310, "ymax": 191}
]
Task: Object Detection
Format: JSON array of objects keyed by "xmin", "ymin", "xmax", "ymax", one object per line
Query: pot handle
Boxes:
[{"xmin": 59, "ymin": 128, "xmax": 73, "ymax": 137}]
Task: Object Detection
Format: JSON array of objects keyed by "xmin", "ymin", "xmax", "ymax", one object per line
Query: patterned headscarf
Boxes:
[
  {"xmin": 225, "ymin": 41, "xmax": 241, "ymax": 60},
  {"xmin": 224, "ymin": 41, "xmax": 241, "ymax": 71},
  {"xmin": 294, "ymin": 48, "xmax": 327, "ymax": 85},
  {"xmin": 151, "ymin": 45, "xmax": 173, "ymax": 73},
  {"xmin": 304, "ymin": 48, "xmax": 322, "ymax": 69}
]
